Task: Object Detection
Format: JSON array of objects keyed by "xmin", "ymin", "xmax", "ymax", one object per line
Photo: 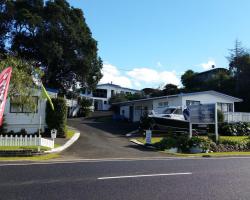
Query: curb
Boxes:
[
  {"xmin": 130, "ymin": 139, "xmax": 156, "ymax": 149},
  {"xmin": 45, "ymin": 132, "xmax": 80, "ymax": 153}
]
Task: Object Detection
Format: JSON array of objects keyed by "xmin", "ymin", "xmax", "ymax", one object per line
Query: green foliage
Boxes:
[
  {"xmin": 181, "ymin": 70, "xmax": 198, "ymax": 90},
  {"xmin": 109, "ymin": 92, "xmax": 144, "ymax": 104},
  {"xmin": 139, "ymin": 112, "xmax": 152, "ymax": 131},
  {"xmin": 217, "ymin": 109, "xmax": 224, "ymax": 123},
  {"xmin": 188, "ymin": 136, "xmax": 212, "ymax": 151},
  {"xmin": 0, "ymin": 0, "xmax": 103, "ymax": 93},
  {"xmin": 219, "ymin": 122, "xmax": 250, "ymax": 136},
  {"xmin": 162, "ymin": 84, "xmax": 179, "ymax": 95},
  {"xmin": 0, "ymin": 56, "xmax": 41, "ymax": 111},
  {"xmin": 154, "ymin": 137, "xmax": 178, "ymax": 150},
  {"xmin": 79, "ymin": 98, "xmax": 92, "ymax": 117},
  {"xmin": 46, "ymin": 97, "xmax": 67, "ymax": 137}
]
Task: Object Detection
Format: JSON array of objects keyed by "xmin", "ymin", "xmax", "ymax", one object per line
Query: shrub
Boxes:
[
  {"xmin": 139, "ymin": 111, "xmax": 152, "ymax": 131},
  {"xmin": 219, "ymin": 122, "xmax": 250, "ymax": 136},
  {"xmin": 79, "ymin": 98, "xmax": 92, "ymax": 117},
  {"xmin": 188, "ymin": 136, "xmax": 212, "ymax": 151},
  {"xmin": 154, "ymin": 137, "xmax": 177, "ymax": 150},
  {"xmin": 217, "ymin": 109, "xmax": 224, "ymax": 123},
  {"xmin": 0, "ymin": 115, "xmax": 7, "ymax": 135},
  {"xmin": 176, "ymin": 136, "xmax": 190, "ymax": 153},
  {"xmin": 46, "ymin": 97, "xmax": 67, "ymax": 137}
]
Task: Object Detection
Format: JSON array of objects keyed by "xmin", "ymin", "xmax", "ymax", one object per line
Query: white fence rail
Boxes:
[
  {"xmin": 0, "ymin": 135, "xmax": 54, "ymax": 148},
  {"xmin": 224, "ymin": 112, "xmax": 250, "ymax": 123}
]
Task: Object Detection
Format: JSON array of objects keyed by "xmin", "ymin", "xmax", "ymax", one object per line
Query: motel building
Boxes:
[{"xmin": 113, "ymin": 90, "xmax": 250, "ymax": 123}]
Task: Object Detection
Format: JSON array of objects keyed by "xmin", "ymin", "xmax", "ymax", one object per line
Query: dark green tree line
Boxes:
[{"xmin": 0, "ymin": 0, "xmax": 102, "ymax": 93}]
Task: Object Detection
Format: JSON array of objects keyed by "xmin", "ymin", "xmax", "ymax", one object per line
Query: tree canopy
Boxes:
[{"xmin": 0, "ymin": 0, "xmax": 102, "ymax": 93}]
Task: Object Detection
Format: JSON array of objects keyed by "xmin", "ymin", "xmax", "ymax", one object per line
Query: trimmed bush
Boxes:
[
  {"xmin": 46, "ymin": 97, "xmax": 67, "ymax": 137},
  {"xmin": 219, "ymin": 122, "xmax": 250, "ymax": 136},
  {"xmin": 154, "ymin": 137, "xmax": 178, "ymax": 150}
]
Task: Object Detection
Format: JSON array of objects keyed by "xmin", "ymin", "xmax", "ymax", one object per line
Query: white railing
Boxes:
[
  {"xmin": 0, "ymin": 135, "xmax": 54, "ymax": 148},
  {"xmin": 224, "ymin": 112, "xmax": 250, "ymax": 123}
]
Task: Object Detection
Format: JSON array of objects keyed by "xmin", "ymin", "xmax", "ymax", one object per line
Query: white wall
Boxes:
[
  {"xmin": 120, "ymin": 106, "xmax": 130, "ymax": 119},
  {"xmin": 3, "ymin": 90, "xmax": 58, "ymax": 134},
  {"xmin": 181, "ymin": 93, "xmax": 235, "ymax": 109},
  {"xmin": 4, "ymin": 99, "xmax": 46, "ymax": 134}
]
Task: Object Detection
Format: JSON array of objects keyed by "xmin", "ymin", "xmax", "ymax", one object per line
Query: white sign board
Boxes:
[{"xmin": 145, "ymin": 130, "xmax": 152, "ymax": 144}]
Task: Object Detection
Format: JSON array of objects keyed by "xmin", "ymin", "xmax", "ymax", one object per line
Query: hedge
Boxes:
[{"xmin": 46, "ymin": 97, "xmax": 67, "ymax": 137}]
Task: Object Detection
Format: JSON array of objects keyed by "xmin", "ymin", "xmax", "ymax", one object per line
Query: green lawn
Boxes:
[
  {"xmin": 0, "ymin": 153, "xmax": 60, "ymax": 161},
  {"xmin": 136, "ymin": 137, "xmax": 163, "ymax": 144},
  {"xmin": 0, "ymin": 146, "xmax": 50, "ymax": 151},
  {"xmin": 66, "ymin": 129, "xmax": 75, "ymax": 139}
]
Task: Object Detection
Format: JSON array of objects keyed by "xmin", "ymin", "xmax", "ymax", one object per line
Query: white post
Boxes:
[
  {"xmin": 189, "ymin": 123, "xmax": 192, "ymax": 138},
  {"xmin": 215, "ymin": 103, "xmax": 219, "ymax": 142}
]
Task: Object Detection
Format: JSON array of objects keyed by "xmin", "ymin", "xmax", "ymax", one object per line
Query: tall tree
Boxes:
[
  {"xmin": 0, "ymin": 0, "xmax": 102, "ymax": 94},
  {"xmin": 162, "ymin": 84, "xmax": 179, "ymax": 95}
]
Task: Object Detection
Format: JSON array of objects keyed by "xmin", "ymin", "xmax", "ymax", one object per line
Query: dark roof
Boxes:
[
  {"xmin": 197, "ymin": 68, "xmax": 229, "ymax": 76},
  {"xmin": 113, "ymin": 90, "xmax": 242, "ymax": 106}
]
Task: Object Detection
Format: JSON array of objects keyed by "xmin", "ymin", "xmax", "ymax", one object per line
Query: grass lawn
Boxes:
[
  {"xmin": 136, "ymin": 137, "xmax": 162, "ymax": 144},
  {"xmin": 0, "ymin": 153, "xmax": 60, "ymax": 161},
  {"xmin": 170, "ymin": 151, "xmax": 250, "ymax": 157},
  {"xmin": 0, "ymin": 146, "xmax": 50, "ymax": 151},
  {"xmin": 66, "ymin": 129, "xmax": 75, "ymax": 139}
]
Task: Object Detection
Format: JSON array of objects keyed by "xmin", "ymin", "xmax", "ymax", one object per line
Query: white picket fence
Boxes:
[
  {"xmin": 224, "ymin": 112, "xmax": 250, "ymax": 123},
  {"xmin": 0, "ymin": 135, "xmax": 54, "ymax": 148}
]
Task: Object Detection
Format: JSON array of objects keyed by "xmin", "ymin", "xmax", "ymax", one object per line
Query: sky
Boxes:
[{"xmin": 68, "ymin": 0, "xmax": 250, "ymax": 89}]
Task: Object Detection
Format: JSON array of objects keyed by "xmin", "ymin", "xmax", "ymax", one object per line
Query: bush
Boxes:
[
  {"xmin": 217, "ymin": 109, "xmax": 224, "ymax": 123},
  {"xmin": 46, "ymin": 97, "xmax": 67, "ymax": 137},
  {"xmin": 79, "ymin": 98, "xmax": 92, "ymax": 117},
  {"xmin": 139, "ymin": 111, "xmax": 152, "ymax": 131},
  {"xmin": 219, "ymin": 122, "xmax": 250, "ymax": 136},
  {"xmin": 188, "ymin": 136, "xmax": 212, "ymax": 151},
  {"xmin": 154, "ymin": 137, "xmax": 177, "ymax": 150}
]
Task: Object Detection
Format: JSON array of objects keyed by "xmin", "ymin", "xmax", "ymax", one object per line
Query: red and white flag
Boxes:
[{"xmin": 0, "ymin": 67, "xmax": 12, "ymax": 126}]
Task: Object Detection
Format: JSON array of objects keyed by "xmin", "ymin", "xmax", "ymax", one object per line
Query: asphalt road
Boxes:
[
  {"xmin": 61, "ymin": 118, "xmax": 164, "ymax": 159},
  {"xmin": 1, "ymin": 157, "xmax": 250, "ymax": 200}
]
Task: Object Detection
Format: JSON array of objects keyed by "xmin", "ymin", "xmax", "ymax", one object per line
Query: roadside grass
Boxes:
[
  {"xmin": 134, "ymin": 136, "xmax": 250, "ymax": 157},
  {"xmin": 170, "ymin": 151, "xmax": 250, "ymax": 157},
  {"xmin": 136, "ymin": 136, "xmax": 250, "ymax": 145},
  {"xmin": 0, "ymin": 146, "xmax": 50, "ymax": 151},
  {"xmin": 0, "ymin": 153, "xmax": 60, "ymax": 161},
  {"xmin": 66, "ymin": 129, "xmax": 75, "ymax": 139}
]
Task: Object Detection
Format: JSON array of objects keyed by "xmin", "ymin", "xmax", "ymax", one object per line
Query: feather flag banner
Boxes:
[
  {"xmin": 41, "ymin": 84, "xmax": 54, "ymax": 111},
  {"xmin": 0, "ymin": 67, "xmax": 12, "ymax": 126}
]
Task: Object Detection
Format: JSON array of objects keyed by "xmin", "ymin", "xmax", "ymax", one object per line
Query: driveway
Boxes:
[{"xmin": 60, "ymin": 118, "xmax": 164, "ymax": 159}]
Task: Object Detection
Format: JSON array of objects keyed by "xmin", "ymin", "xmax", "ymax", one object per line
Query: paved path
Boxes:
[
  {"xmin": 1, "ymin": 157, "xmax": 250, "ymax": 200},
  {"xmin": 60, "ymin": 118, "xmax": 164, "ymax": 159}
]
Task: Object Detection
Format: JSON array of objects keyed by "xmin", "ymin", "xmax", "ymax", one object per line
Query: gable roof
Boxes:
[{"xmin": 113, "ymin": 90, "xmax": 242, "ymax": 106}]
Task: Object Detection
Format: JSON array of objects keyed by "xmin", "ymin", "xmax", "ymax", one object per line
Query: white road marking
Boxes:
[{"xmin": 98, "ymin": 172, "xmax": 192, "ymax": 180}]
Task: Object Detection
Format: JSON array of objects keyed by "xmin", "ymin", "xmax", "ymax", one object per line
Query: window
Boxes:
[
  {"xmin": 174, "ymin": 108, "xmax": 183, "ymax": 115},
  {"xmin": 104, "ymin": 101, "xmax": 107, "ymax": 104},
  {"xmin": 10, "ymin": 96, "xmax": 38, "ymax": 113},
  {"xmin": 158, "ymin": 101, "xmax": 168, "ymax": 107},
  {"xmin": 217, "ymin": 103, "xmax": 233, "ymax": 112},
  {"xmin": 93, "ymin": 89, "xmax": 107, "ymax": 98},
  {"xmin": 186, "ymin": 100, "xmax": 200, "ymax": 106}
]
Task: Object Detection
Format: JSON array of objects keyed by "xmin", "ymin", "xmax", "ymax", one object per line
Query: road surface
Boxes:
[{"xmin": 1, "ymin": 157, "xmax": 250, "ymax": 200}]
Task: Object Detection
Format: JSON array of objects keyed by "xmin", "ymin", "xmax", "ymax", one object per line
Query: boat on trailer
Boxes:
[{"xmin": 148, "ymin": 107, "xmax": 189, "ymax": 130}]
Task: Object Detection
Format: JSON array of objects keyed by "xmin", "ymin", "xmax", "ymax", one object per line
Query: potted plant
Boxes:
[{"xmin": 188, "ymin": 136, "xmax": 212, "ymax": 153}]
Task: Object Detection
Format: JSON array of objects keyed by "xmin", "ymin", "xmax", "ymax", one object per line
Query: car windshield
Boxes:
[{"xmin": 163, "ymin": 108, "xmax": 176, "ymax": 114}]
